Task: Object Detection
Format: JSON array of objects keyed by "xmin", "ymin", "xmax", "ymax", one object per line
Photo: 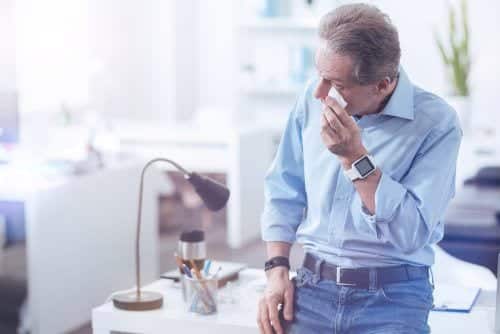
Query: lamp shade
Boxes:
[{"xmin": 186, "ymin": 172, "xmax": 230, "ymax": 211}]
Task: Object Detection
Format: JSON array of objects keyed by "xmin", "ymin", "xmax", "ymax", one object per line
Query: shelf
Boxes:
[{"xmin": 241, "ymin": 83, "xmax": 303, "ymax": 96}]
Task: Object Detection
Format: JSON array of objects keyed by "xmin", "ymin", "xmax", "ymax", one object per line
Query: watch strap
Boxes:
[
  {"xmin": 264, "ymin": 256, "xmax": 290, "ymax": 272},
  {"xmin": 344, "ymin": 166, "xmax": 361, "ymax": 181}
]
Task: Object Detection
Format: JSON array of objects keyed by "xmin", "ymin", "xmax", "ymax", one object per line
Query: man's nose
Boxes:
[{"xmin": 313, "ymin": 81, "xmax": 330, "ymax": 101}]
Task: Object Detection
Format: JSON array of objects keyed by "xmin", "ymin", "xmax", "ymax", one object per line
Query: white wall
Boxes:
[
  {"xmin": 0, "ymin": 0, "xmax": 17, "ymax": 92},
  {"xmin": 197, "ymin": 0, "xmax": 237, "ymax": 124},
  {"xmin": 11, "ymin": 0, "xmax": 499, "ymax": 127},
  {"xmin": 174, "ymin": 0, "xmax": 199, "ymax": 122},
  {"xmin": 196, "ymin": 0, "xmax": 500, "ymax": 127},
  {"xmin": 151, "ymin": 0, "xmax": 177, "ymax": 123},
  {"xmin": 14, "ymin": 0, "xmax": 89, "ymax": 114},
  {"xmin": 88, "ymin": 0, "xmax": 199, "ymax": 123},
  {"xmin": 366, "ymin": 0, "xmax": 500, "ymax": 126},
  {"xmin": 13, "ymin": 0, "xmax": 177, "ymax": 123},
  {"xmin": 89, "ymin": 0, "xmax": 164, "ymax": 121}
]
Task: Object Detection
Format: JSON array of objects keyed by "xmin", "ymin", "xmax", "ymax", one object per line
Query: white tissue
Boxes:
[{"xmin": 328, "ymin": 87, "xmax": 348, "ymax": 109}]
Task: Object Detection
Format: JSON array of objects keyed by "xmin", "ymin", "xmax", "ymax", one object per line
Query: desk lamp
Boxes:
[{"xmin": 112, "ymin": 158, "xmax": 230, "ymax": 311}]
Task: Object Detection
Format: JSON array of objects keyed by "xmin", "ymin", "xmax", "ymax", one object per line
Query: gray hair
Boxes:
[{"xmin": 318, "ymin": 3, "xmax": 401, "ymax": 85}]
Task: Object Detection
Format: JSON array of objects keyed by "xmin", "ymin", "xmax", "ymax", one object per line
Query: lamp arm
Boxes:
[{"xmin": 135, "ymin": 158, "xmax": 191, "ymax": 297}]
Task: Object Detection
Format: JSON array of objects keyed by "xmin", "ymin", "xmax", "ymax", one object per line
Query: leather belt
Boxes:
[{"xmin": 302, "ymin": 253, "xmax": 429, "ymax": 289}]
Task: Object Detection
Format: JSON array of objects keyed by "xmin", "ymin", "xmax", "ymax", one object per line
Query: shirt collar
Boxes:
[{"xmin": 380, "ymin": 67, "xmax": 414, "ymax": 120}]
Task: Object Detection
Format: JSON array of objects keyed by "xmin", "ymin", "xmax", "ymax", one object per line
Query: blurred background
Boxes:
[{"xmin": 0, "ymin": 0, "xmax": 499, "ymax": 333}]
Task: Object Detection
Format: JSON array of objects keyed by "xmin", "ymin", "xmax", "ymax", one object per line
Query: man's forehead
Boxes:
[{"xmin": 315, "ymin": 46, "xmax": 354, "ymax": 83}]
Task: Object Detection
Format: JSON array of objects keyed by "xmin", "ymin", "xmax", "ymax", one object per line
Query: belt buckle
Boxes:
[{"xmin": 336, "ymin": 267, "xmax": 356, "ymax": 286}]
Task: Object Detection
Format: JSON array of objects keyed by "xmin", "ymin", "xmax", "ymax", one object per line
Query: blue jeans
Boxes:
[{"xmin": 285, "ymin": 266, "xmax": 434, "ymax": 334}]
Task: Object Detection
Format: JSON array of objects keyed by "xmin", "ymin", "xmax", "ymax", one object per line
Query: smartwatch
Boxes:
[
  {"xmin": 264, "ymin": 256, "xmax": 290, "ymax": 272},
  {"xmin": 344, "ymin": 154, "xmax": 377, "ymax": 181}
]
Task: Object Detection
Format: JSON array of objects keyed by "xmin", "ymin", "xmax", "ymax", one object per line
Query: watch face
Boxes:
[{"xmin": 355, "ymin": 156, "xmax": 375, "ymax": 177}]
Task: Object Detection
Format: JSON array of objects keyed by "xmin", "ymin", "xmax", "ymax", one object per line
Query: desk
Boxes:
[
  {"xmin": 92, "ymin": 269, "xmax": 498, "ymax": 334},
  {"xmin": 0, "ymin": 161, "xmax": 168, "ymax": 334}
]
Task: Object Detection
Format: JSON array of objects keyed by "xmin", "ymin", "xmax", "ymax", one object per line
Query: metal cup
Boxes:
[{"xmin": 178, "ymin": 230, "xmax": 206, "ymax": 270}]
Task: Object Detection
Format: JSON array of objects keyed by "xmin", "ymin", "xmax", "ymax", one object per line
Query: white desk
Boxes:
[
  {"xmin": 0, "ymin": 160, "xmax": 169, "ymax": 334},
  {"xmin": 92, "ymin": 269, "xmax": 498, "ymax": 334}
]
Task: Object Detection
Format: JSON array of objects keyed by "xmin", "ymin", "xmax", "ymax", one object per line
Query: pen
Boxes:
[
  {"xmin": 174, "ymin": 252, "xmax": 184, "ymax": 272},
  {"xmin": 189, "ymin": 260, "xmax": 216, "ymax": 308},
  {"xmin": 182, "ymin": 264, "xmax": 192, "ymax": 278},
  {"xmin": 203, "ymin": 260, "xmax": 212, "ymax": 276},
  {"xmin": 189, "ymin": 260, "xmax": 204, "ymax": 280}
]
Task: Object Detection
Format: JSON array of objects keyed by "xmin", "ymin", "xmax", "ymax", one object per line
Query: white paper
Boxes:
[
  {"xmin": 432, "ymin": 284, "xmax": 481, "ymax": 312},
  {"xmin": 328, "ymin": 87, "xmax": 348, "ymax": 109},
  {"xmin": 161, "ymin": 261, "xmax": 247, "ymax": 281}
]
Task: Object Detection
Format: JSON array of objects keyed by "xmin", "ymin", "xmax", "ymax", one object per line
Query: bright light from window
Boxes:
[{"xmin": 14, "ymin": 0, "xmax": 90, "ymax": 113}]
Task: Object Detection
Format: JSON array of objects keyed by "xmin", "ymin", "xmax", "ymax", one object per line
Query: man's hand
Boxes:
[
  {"xmin": 257, "ymin": 267, "xmax": 294, "ymax": 334},
  {"xmin": 320, "ymin": 96, "xmax": 367, "ymax": 168}
]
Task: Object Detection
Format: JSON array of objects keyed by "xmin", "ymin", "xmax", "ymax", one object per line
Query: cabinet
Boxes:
[
  {"xmin": 196, "ymin": 1, "xmax": 326, "ymax": 130},
  {"xmin": 237, "ymin": 15, "xmax": 319, "ymax": 128}
]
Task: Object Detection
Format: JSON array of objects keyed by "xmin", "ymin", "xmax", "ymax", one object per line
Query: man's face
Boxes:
[{"xmin": 313, "ymin": 45, "xmax": 382, "ymax": 116}]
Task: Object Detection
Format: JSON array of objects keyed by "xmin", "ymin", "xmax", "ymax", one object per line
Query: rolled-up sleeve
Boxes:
[
  {"xmin": 261, "ymin": 96, "xmax": 307, "ymax": 244},
  {"xmin": 360, "ymin": 124, "xmax": 462, "ymax": 253}
]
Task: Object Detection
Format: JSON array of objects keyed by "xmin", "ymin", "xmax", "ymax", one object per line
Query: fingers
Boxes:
[
  {"xmin": 283, "ymin": 283, "xmax": 294, "ymax": 321},
  {"xmin": 258, "ymin": 296, "xmax": 285, "ymax": 334},
  {"xmin": 257, "ymin": 298, "xmax": 274, "ymax": 334},
  {"xmin": 323, "ymin": 105, "xmax": 345, "ymax": 135},
  {"xmin": 268, "ymin": 296, "xmax": 284, "ymax": 334},
  {"xmin": 321, "ymin": 113, "xmax": 341, "ymax": 142},
  {"xmin": 324, "ymin": 96, "xmax": 354, "ymax": 128}
]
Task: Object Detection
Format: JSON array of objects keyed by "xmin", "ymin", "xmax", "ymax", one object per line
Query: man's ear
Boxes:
[{"xmin": 375, "ymin": 77, "xmax": 392, "ymax": 95}]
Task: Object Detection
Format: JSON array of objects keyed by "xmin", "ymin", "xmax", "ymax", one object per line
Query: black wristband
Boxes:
[{"xmin": 264, "ymin": 256, "xmax": 290, "ymax": 272}]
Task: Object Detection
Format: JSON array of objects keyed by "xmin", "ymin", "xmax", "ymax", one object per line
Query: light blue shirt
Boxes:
[{"xmin": 261, "ymin": 69, "xmax": 463, "ymax": 268}]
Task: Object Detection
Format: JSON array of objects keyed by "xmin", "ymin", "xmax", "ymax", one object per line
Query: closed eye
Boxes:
[{"xmin": 321, "ymin": 76, "xmax": 344, "ymax": 91}]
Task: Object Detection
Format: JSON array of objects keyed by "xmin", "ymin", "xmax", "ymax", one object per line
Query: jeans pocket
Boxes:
[
  {"xmin": 379, "ymin": 279, "xmax": 433, "ymax": 310},
  {"xmin": 294, "ymin": 267, "xmax": 317, "ymax": 288}
]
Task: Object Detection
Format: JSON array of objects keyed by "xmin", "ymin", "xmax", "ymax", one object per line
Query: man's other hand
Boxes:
[{"xmin": 257, "ymin": 267, "xmax": 294, "ymax": 334}]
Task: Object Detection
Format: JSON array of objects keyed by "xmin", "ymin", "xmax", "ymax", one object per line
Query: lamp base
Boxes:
[{"xmin": 112, "ymin": 291, "xmax": 163, "ymax": 311}]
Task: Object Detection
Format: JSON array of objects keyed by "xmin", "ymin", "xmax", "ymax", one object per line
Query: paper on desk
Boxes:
[
  {"xmin": 161, "ymin": 261, "xmax": 247, "ymax": 282},
  {"xmin": 432, "ymin": 284, "xmax": 481, "ymax": 313}
]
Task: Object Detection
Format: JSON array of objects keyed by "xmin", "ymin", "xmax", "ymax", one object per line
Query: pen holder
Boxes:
[{"xmin": 182, "ymin": 275, "xmax": 218, "ymax": 315}]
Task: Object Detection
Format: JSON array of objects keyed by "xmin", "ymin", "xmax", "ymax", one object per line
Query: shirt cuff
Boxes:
[
  {"xmin": 360, "ymin": 172, "xmax": 407, "ymax": 224},
  {"xmin": 260, "ymin": 210, "xmax": 299, "ymax": 243}
]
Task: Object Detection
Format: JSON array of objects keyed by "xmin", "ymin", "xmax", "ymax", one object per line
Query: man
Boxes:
[{"xmin": 257, "ymin": 3, "xmax": 462, "ymax": 334}]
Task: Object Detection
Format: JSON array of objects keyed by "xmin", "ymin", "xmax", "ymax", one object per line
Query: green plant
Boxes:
[{"xmin": 434, "ymin": 0, "xmax": 471, "ymax": 96}]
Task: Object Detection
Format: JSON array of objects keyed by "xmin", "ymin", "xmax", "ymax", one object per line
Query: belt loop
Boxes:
[
  {"xmin": 404, "ymin": 265, "xmax": 410, "ymax": 280},
  {"xmin": 312, "ymin": 258, "xmax": 324, "ymax": 284},
  {"xmin": 429, "ymin": 267, "xmax": 435, "ymax": 290},
  {"xmin": 368, "ymin": 268, "xmax": 377, "ymax": 291}
]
